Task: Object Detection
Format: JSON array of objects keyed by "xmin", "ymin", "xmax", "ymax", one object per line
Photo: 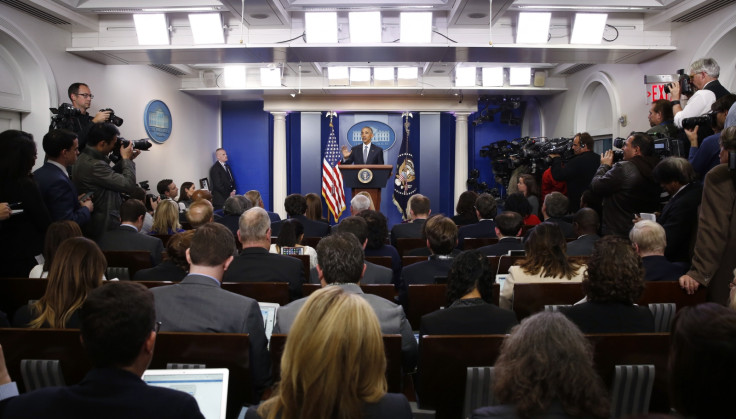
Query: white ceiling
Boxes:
[{"xmin": 6, "ymin": 0, "xmax": 735, "ymax": 98}]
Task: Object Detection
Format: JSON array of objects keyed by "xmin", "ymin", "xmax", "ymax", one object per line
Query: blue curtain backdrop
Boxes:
[{"xmin": 221, "ymin": 101, "xmax": 273, "ymax": 210}]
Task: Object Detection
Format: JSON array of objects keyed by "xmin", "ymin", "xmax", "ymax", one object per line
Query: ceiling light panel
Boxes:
[
  {"xmin": 571, "ymin": 13, "xmax": 607, "ymax": 44},
  {"xmin": 455, "ymin": 67, "xmax": 477, "ymax": 87},
  {"xmin": 516, "ymin": 12, "xmax": 550, "ymax": 44},
  {"xmin": 400, "ymin": 12, "xmax": 432, "ymax": 43},
  {"xmin": 260, "ymin": 68, "xmax": 282, "ymax": 87},
  {"xmin": 374, "ymin": 67, "xmax": 395, "ymax": 87},
  {"xmin": 509, "ymin": 67, "xmax": 532, "ymax": 86},
  {"xmin": 328, "ymin": 66, "xmax": 350, "ymax": 86},
  {"xmin": 133, "ymin": 14, "xmax": 170, "ymax": 45},
  {"xmin": 305, "ymin": 12, "xmax": 338, "ymax": 43},
  {"xmin": 349, "ymin": 12, "xmax": 382, "ymax": 43},
  {"xmin": 188, "ymin": 13, "xmax": 224, "ymax": 44},
  {"xmin": 482, "ymin": 67, "xmax": 504, "ymax": 87},
  {"xmin": 397, "ymin": 67, "xmax": 418, "ymax": 86},
  {"xmin": 224, "ymin": 66, "xmax": 246, "ymax": 88}
]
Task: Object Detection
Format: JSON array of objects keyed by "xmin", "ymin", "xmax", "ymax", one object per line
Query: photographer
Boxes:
[
  {"xmin": 72, "ymin": 123, "xmax": 140, "ymax": 241},
  {"xmin": 671, "ymin": 58, "xmax": 731, "ymax": 129},
  {"xmin": 590, "ymin": 133, "xmax": 660, "ymax": 236},
  {"xmin": 65, "ymin": 83, "xmax": 112, "ymax": 149},
  {"xmin": 646, "ymin": 99, "xmax": 679, "ymax": 138},
  {"xmin": 549, "ymin": 133, "xmax": 600, "ymax": 212},
  {"xmin": 686, "ymin": 94, "xmax": 736, "ymax": 177}
]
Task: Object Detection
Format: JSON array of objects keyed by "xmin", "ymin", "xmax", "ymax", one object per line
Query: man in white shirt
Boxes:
[{"xmin": 670, "ymin": 58, "xmax": 731, "ymax": 128}]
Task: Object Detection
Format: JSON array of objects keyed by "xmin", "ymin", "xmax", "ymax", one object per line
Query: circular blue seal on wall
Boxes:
[
  {"xmin": 143, "ymin": 100, "xmax": 172, "ymax": 143},
  {"xmin": 347, "ymin": 121, "xmax": 396, "ymax": 150}
]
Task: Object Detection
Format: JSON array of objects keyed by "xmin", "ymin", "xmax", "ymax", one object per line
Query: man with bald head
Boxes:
[{"xmin": 223, "ymin": 207, "xmax": 304, "ymax": 300}]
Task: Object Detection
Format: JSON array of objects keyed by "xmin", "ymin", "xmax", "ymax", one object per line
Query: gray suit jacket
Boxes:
[
  {"xmin": 97, "ymin": 225, "xmax": 164, "ymax": 265},
  {"xmin": 309, "ymin": 261, "xmax": 392, "ymax": 285},
  {"xmin": 150, "ymin": 274, "xmax": 271, "ymax": 395},
  {"xmin": 273, "ymin": 283, "xmax": 417, "ymax": 371}
]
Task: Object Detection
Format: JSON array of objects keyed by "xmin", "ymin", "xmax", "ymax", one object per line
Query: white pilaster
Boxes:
[
  {"xmin": 271, "ymin": 112, "xmax": 288, "ymax": 217},
  {"xmin": 453, "ymin": 112, "xmax": 471, "ymax": 210}
]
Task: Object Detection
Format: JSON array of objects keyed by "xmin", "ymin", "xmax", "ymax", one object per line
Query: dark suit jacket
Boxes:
[
  {"xmin": 151, "ymin": 274, "xmax": 271, "ymax": 394},
  {"xmin": 209, "ymin": 161, "xmax": 235, "ymax": 208},
  {"xmin": 478, "ymin": 237, "xmax": 524, "ymax": 256},
  {"xmin": 0, "ymin": 367, "xmax": 204, "ymax": 419},
  {"xmin": 33, "ymin": 162, "xmax": 91, "ymax": 225},
  {"xmin": 642, "ymin": 255, "xmax": 687, "ymax": 282},
  {"xmin": 658, "ymin": 182, "xmax": 702, "ymax": 263},
  {"xmin": 566, "ymin": 234, "xmax": 600, "ymax": 256},
  {"xmin": 399, "ymin": 256, "xmax": 454, "ymax": 306},
  {"xmin": 216, "ymin": 213, "xmax": 241, "ymax": 236},
  {"xmin": 223, "ymin": 247, "xmax": 305, "ymax": 301},
  {"xmin": 407, "ymin": 247, "xmax": 462, "ymax": 257},
  {"xmin": 133, "ymin": 260, "xmax": 187, "ymax": 282},
  {"xmin": 342, "ymin": 143, "xmax": 384, "ymax": 165},
  {"xmin": 420, "ymin": 299, "xmax": 518, "ymax": 336},
  {"xmin": 457, "ymin": 219, "xmax": 497, "ymax": 249},
  {"xmin": 309, "ymin": 261, "xmax": 392, "ymax": 285},
  {"xmin": 550, "ymin": 151, "xmax": 601, "ymax": 212},
  {"xmin": 271, "ymin": 214, "xmax": 330, "ymax": 238},
  {"xmin": 390, "ymin": 219, "xmax": 426, "ymax": 247},
  {"xmin": 266, "ymin": 211, "xmax": 281, "ymax": 223},
  {"xmin": 560, "ymin": 301, "xmax": 655, "ymax": 334},
  {"xmin": 544, "ymin": 217, "xmax": 576, "ymax": 238},
  {"xmin": 97, "ymin": 224, "xmax": 164, "ymax": 266}
]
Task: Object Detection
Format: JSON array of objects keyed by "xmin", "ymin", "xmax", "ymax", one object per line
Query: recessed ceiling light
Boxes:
[
  {"xmin": 250, "ymin": 14, "xmax": 269, "ymax": 20},
  {"xmin": 468, "ymin": 13, "xmax": 487, "ymax": 19}
]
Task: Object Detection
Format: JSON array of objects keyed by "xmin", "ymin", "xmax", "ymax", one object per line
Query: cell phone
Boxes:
[
  {"xmin": 8, "ymin": 202, "xmax": 22, "ymax": 209},
  {"xmin": 280, "ymin": 247, "xmax": 304, "ymax": 256},
  {"xmin": 79, "ymin": 192, "xmax": 94, "ymax": 202}
]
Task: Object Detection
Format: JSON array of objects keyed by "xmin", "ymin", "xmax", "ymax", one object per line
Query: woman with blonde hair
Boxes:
[
  {"xmin": 499, "ymin": 222, "xmax": 585, "ymax": 309},
  {"xmin": 249, "ymin": 286, "xmax": 412, "ymax": 419},
  {"xmin": 472, "ymin": 312, "xmax": 609, "ymax": 418},
  {"xmin": 13, "ymin": 237, "xmax": 106, "ymax": 328},
  {"xmin": 150, "ymin": 199, "xmax": 183, "ymax": 235}
]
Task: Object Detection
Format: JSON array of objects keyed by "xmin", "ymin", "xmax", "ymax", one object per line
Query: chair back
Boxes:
[
  {"xmin": 463, "ymin": 366, "xmax": 495, "ymax": 418},
  {"xmin": 610, "ymin": 364, "xmax": 655, "ymax": 418}
]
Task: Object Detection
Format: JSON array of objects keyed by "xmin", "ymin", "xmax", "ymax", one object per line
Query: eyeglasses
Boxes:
[
  {"xmin": 154, "ymin": 321, "xmax": 162, "ymax": 333},
  {"xmin": 75, "ymin": 93, "xmax": 94, "ymax": 99}
]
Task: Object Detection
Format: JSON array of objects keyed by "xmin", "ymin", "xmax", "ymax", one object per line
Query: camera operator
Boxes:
[
  {"xmin": 549, "ymin": 133, "xmax": 600, "ymax": 212},
  {"xmin": 671, "ymin": 58, "xmax": 731, "ymax": 129},
  {"xmin": 72, "ymin": 122, "xmax": 140, "ymax": 241},
  {"xmin": 687, "ymin": 94, "xmax": 736, "ymax": 178},
  {"xmin": 66, "ymin": 83, "xmax": 112, "ymax": 149},
  {"xmin": 590, "ymin": 133, "xmax": 661, "ymax": 236}
]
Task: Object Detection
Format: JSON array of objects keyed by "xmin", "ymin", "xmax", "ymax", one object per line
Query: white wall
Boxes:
[{"xmin": 0, "ymin": 3, "xmax": 221, "ymax": 194}]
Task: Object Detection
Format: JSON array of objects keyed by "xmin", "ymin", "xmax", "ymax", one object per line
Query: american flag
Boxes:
[{"xmin": 322, "ymin": 117, "xmax": 346, "ymax": 221}]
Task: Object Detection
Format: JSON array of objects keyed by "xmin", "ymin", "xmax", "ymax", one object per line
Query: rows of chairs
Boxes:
[{"xmin": 0, "ymin": 327, "xmax": 672, "ymax": 419}]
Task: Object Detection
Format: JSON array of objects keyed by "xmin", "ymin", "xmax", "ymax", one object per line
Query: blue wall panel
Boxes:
[
  {"xmin": 469, "ymin": 107, "xmax": 524, "ymax": 197},
  {"xmin": 221, "ymin": 101, "xmax": 273, "ymax": 209}
]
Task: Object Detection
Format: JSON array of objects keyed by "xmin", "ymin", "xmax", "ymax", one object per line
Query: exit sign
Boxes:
[{"xmin": 647, "ymin": 84, "xmax": 671, "ymax": 103}]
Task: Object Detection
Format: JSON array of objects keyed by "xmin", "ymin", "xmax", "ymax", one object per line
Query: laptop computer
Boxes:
[{"xmin": 142, "ymin": 368, "xmax": 229, "ymax": 419}]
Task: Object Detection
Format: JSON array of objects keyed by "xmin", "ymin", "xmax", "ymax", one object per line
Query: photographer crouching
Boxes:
[{"xmin": 72, "ymin": 123, "xmax": 142, "ymax": 241}]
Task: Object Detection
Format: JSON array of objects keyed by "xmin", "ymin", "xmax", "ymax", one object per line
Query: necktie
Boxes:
[
  {"xmin": 363, "ymin": 145, "xmax": 369, "ymax": 163},
  {"xmin": 225, "ymin": 163, "xmax": 233, "ymax": 181}
]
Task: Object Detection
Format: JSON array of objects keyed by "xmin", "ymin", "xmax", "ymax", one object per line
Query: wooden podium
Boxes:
[{"xmin": 339, "ymin": 165, "xmax": 393, "ymax": 210}]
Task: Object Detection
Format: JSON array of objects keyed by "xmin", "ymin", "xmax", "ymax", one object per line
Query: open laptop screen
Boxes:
[{"xmin": 142, "ymin": 368, "xmax": 229, "ymax": 419}]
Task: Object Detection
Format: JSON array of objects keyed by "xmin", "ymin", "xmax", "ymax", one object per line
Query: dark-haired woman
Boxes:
[
  {"xmin": 499, "ymin": 222, "xmax": 585, "ymax": 310},
  {"xmin": 561, "ymin": 236, "xmax": 655, "ymax": 333},
  {"xmin": 503, "ymin": 192, "xmax": 541, "ymax": 226},
  {"xmin": 420, "ymin": 250, "xmax": 517, "ymax": 336},
  {"xmin": 517, "ymin": 174, "xmax": 541, "ymax": 218},
  {"xmin": 269, "ymin": 219, "xmax": 317, "ymax": 269},
  {"xmin": 177, "ymin": 181, "xmax": 196, "ymax": 209},
  {"xmin": 451, "ymin": 190, "xmax": 479, "ymax": 226},
  {"xmin": 0, "ymin": 130, "xmax": 51, "ymax": 277}
]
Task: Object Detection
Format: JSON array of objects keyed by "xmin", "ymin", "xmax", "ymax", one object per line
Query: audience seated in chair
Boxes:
[
  {"xmin": 97, "ymin": 199, "xmax": 163, "ymax": 266},
  {"xmin": 540, "ymin": 192, "xmax": 575, "ymax": 238},
  {"xmin": 630, "ymin": 220, "xmax": 687, "ymax": 282},
  {"xmin": 13, "ymin": 237, "xmax": 105, "ymax": 329},
  {"xmin": 420, "ymin": 250, "xmax": 518, "ymax": 337},
  {"xmin": 359, "ymin": 210, "xmax": 402, "ymax": 287},
  {"xmin": 0, "ymin": 282, "xmax": 205, "ymax": 418},
  {"xmin": 457, "ymin": 193, "xmax": 498, "ymax": 249},
  {"xmin": 560, "ymin": 236, "xmax": 655, "ymax": 333},
  {"xmin": 28, "ymin": 220, "xmax": 82, "ymax": 278},
  {"xmin": 477, "ymin": 211, "xmax": 524, "ymax": 256},
  {"xmin": 274, "ymin": 233, "xmax": 417, "ymax": 372},
  {"xmin": 669, "ymin": 303, "xmax": 736, "ymax": 418},
  {"xmin": 185, "ymin": 198, "xmax": 214, "ymax": 229},
  {"xmin": 503, "ymin": 192, "xmax": 541, "ymax": 226},
  {"xmin": 149, "ymin": 199, "xmax": 184, "ymax": 235},
  {"xmin": 271, "ymin": 194, "xmax": 330, "ymax": 238},
  {"xmin": 566, "ymin": 208, "xmax": 601, "ymax": 257},
  {"xmin": 245, "ymin": 190, "xmax": 280, "ymax": 223},
  {"xmin": 390, "ymin": 194, "xmax": 431, "ymax": 247},
  {"xmin": 248, "ymin": 286, "xmax": 412, "ymax": 419},
  {"xmin": 399, "ymin": 215, "xmax": 459, "ymax": 306},
  {"xmin": 216, "ymin": 195, "xmax": 252, "ymax": 236},
  {"xmin": 223, "ymin": 207, "xmax": 305, "ymax": 301},
  {"xmin": 309, "ymin": 216, "xmax": 392, "ymax": 285},
  {"xmin": 500, "ymin": 222, "xmax": 586, "ymax": 310},
  {"xmin": 270, "ymin": 219, "xmax": 317, "ymax": 270},
  {"xmin": 471, "ymin": 312, "xmax": 609, "ymax": 419},
  {"xmin": 151, "ymin": 223, "xmax": 271, "ymax": 397},
  {"xmin": 451, "ymin": 190, "xmax": 479, "ymax": 226},
  {"xmin": 133, "ymin": 230, "xmax": 194, "ymax": 282}
]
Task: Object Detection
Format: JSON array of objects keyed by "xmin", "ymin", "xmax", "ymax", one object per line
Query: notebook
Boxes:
[{"xmin": 142, "ymin": 368, "xmax": 229, "ymax": 419}]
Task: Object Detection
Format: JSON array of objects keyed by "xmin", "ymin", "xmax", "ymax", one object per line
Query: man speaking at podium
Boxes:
[{"xmin": 341, "ymin": 126, "xmax": 384, "ymax": 165}]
